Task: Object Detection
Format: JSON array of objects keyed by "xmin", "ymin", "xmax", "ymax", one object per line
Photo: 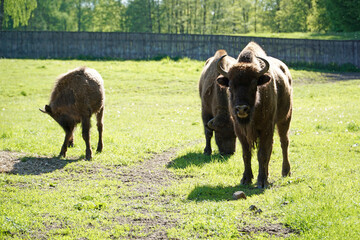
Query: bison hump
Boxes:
[{"xmin": 53, "ymin": 88, "xmax": 75, "ymax": 106}]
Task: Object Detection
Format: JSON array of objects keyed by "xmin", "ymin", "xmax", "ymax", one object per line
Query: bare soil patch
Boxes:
[
  {"xmin": 0, "ymin": 149, "xmax": 180, "ymax": 239},
  {"xmin": 295, "ymin": 72, "xmax": 360, "ymax": 84},
  {"xmin": 113, "ymin": 147, "xmax": 181, "ymax": 239},
  {"xmin": 239, "ymin": 222, "xmax": 298, "ymax": 238},
  {"xmin": 323, "ymin": 72, "xmax": 360, "ymax": 81},
  {"xmin": 0, "ymin": 151, "xmax": 79, "ymax": 175},
  {"xmin": 1, "ymin": 146, "xmax": 298, "ymax": 239}
]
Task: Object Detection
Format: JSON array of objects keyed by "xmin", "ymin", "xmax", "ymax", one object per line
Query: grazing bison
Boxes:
[
  {"xmin": 40, "ymin": 67, "xmax": 105, "ymax": 160},
  {"xmin": 199, "ymin": 50, "xmax": 237, "ymax": 155},
  {"xmin": 216, "ymin": 42, "xmax": 292, "ymax": 188}
]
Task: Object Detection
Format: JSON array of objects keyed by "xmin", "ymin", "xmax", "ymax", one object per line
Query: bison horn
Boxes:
[
  {"xmin": 216, "ymin": 55, "xmax": 229, "ymax": 77},
  {"xmin": 256, "ymin": 56, "xmax": 270, "ymax": 76}
]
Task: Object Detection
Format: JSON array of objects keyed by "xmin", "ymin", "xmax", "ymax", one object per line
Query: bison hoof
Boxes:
[
  {"xmin": 241, "ymin": 176, "xmax": 252, "ymax": 185},
  {"xmin": 257, "ymin": 179, "xmax": 269, "ymax": 189},
  {"xmin": 282, "ymin": 169, "xmax": 291, "ymax": 177},
  {"xmin": 58, "ymin": 152, "xmax": 66, "ymax": 158},
  {"xmin": 68, "ymin": 141, "xmax": 74, "ymax": 148},
  {"xmin": 85, "ymin": 149, "xmax": 92, "ymax": 160},
  {"xmin": 220, "ymin": 151, "xmax": 234, "ymax": 156},
  {"xmin": 203, "ymin": 147, "xmax": 212, "ymax": 155}
]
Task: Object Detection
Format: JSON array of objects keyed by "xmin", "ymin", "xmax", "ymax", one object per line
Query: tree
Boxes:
[
  {"xmin": 307, "ymin": 0, "xmax": 330, "ymax": 32},
  {"xmin": 126, "ymin": 0, "xmax": 152, "ymax": 32},
  {"xmin": 1, "ymin": 0, "xmax": 37, "ymax": 29},
  {"xmin": 325, "ymin": 0, "xmax": 360, "ymax": 32},
  {"xmin": 92, "ymin": 0, "xmax": 126, "ymax": 32},
  {"xmin": 275, "ymin": 0, "xmax": 311, "ymax": 32}
]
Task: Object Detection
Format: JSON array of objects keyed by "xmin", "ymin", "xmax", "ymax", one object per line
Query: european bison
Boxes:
[
  {"xmin": 199, "ymin": 49, "xmax": 237, "ymax": 155},
  {"xmin": 216, "ymin": 42, "xmax": 292, "ymax": 188},
  {"xmin": 40, "ymin": 67, "xmax": 105, "ymax": 160}
]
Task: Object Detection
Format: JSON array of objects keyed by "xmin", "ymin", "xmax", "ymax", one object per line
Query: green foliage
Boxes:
[
  {"xmin": 325, "ymin": 0, "xmax": 360, "ymax": 32},
  {"xmin": 2, "ymin": 0, "xmax": 359, "ymax": 35},
  {"xmin": 275, "ymin": 0, "xmax": 311, "ymax": 32},
  {"xmin": 1, "ymin": 59, "xmax": 360, "ymax": 239},
  {"xmin": 2, "ymin": 0, "xmax": 37, "ymax": 28}
]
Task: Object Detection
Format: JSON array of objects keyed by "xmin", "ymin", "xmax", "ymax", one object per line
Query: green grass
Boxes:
[
  {"xmin": 1, "ymin": 59, "xmax": 360, "ymax": 239},
  {"xmin": 234, "ymin": 31, "xmax": 360, "ymax": 40}
]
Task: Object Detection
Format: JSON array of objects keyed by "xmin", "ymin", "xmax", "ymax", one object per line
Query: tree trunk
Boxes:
[
  {"xmin": 147, "ymin": 0, "xmax": 153, "ymax": 32},
  {"xmin": 157, "ymin": 0, "xmax": 161, "ymax": 33},
  {"xmin": 194, "ymin": 0, "xmax": 197, "ymax": 33},
  {"xmin": 254, "ymin": 0, "xmax": 257, "ymax": 33},
  {"xmin": 77, "ymin": 0, "xmax": 82, "ymax": 32},
  {"xmin": 203, "ymin": 0, "xmax": 207, "ymax": 34},
  {"xmin": 0, "ymin": 0, "xmax": 4, "ymax": 30}
]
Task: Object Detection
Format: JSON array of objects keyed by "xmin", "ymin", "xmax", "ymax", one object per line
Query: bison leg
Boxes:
[
  {"xmin": 59, "ymin": 128, "xmax": 74, "ymax": 158},
  {"xmin": 82, "ymin": 116, "xmax": 92, "ymax": 160},
  {"xmin": 277, "ymin": 119, "xmax": 291, "ymax": 177},
  {"xmin": 257, "ymin": 129, "xmax": 274, "ymax": 188},
  {"xmin": 239, "ymin": 134, "xmax": 253, "ymax": 185},
  {"xmin": 204, "ymin": 125, "xmax": 213, "ymax": 155},
  {"xmin": 96, "ymin": 107, "xmax": 104, "ymax": 153},
  {"xmin": 202, "ymin": 112, "xmax": 213, "ymax": 155},
  {"xmin": 68, "ymin": 134, "xmax": 74, "ymax": 147}
]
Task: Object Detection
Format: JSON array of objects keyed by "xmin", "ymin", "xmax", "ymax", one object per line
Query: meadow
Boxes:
[{"xmin": 0, "ymin": 58, "xmax": 359, "ymax": 239}]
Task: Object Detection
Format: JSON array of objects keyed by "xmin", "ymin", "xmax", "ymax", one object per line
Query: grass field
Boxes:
[
  {"xmin": 234, "ymin": 31, "xmax": 360, "ymax": 40},
  {"xmin": 0, "ymin": 59, "xmax": 360, "ymax": 239}
]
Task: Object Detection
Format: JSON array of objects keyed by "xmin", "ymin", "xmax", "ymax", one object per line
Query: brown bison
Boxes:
[
  {"xmin": 199, "ymin": 49, "xmax": 237, "ymax": 155},
  {"xmin": 40, "ymin": 67, "xmax": 105, "ymax": 160},
  {"xmin": 216, "ymin": 42, "xmax": 292, "ymax": 188}
]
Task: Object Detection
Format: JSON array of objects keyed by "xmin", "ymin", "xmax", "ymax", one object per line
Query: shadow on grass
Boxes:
[
  {"xmin": 188, "ymin": 184, "xmax": 264, "ymax": 202},
  {"xmin": 9, "ymin": 156, "xmax": 82, "ymax": 175},
  {"xmin": 166, "ymin": 151, "xmax": 231, "ymax": 170}
]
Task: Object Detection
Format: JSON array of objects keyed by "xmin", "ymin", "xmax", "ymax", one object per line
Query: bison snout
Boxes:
[{"xmin": 235, "ymin": 105, "xmax": 250, "ymax": 118}]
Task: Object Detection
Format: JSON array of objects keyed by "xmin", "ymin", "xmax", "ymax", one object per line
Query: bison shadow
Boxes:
[
  {"xmin": 9, "ymin": 156, "xmax": 81, "ymax": 175},
  {"xmin": 166, "ymin": 151, "xmax": 231, "ymax": 170},
  {"xmin": 187, "ymin": 184, "xmax": 264, "ymax": 202}
]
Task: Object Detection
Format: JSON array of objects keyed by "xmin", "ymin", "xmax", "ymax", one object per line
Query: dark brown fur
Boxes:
[
  {"xmin": 40, "ymin": 67, "xmax": 105, "ymax": 160},
  {"xmin": 217, "ymin": 42, "xmax": 292, "ymax": 188},
  {"xmin": 199, "ymin": 50, "xmax": 237, "ymax": 155}
]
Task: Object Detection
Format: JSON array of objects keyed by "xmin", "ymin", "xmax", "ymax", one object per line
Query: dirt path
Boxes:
[
  {"xmin": 114, "ymin": 148, "xmax": 181, "ymax": 239},
  {"xmin": 0, "ymin": 148, "xmax": 181, "ymax": 239},
  {"xmin": 1, "ymin": 145, "xmax": 296, "ymax": 239}
]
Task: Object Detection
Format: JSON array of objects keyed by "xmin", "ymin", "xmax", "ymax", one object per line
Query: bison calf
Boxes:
[
  {"xmin": 40, "ymin": 67, "xmax": 105, "ymax": 160},
  {"xmin": 216, "ymin": 42, "xmax": 292, "ymax": 188},
  {"xmin": 199, "ymin": 50, "xmax": 237, "ymax": 155}
]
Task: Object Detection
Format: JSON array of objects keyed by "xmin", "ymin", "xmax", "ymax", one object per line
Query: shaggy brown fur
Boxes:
[
  {"xmin": 217, "ymin": 42, "xmax": 292, "ymax": 188},
  {"xmin": 199, "ymin": 50, "xmax": 237, "ymax": 155},
  {"xmin": 40, "ymin": 67, "xmax": 105, "ymax": 160}
]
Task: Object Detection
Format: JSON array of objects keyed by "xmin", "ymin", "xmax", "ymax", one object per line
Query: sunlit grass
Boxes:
[
  {"xmin": 1, "ymin": 59, "xmax": 359, "ymax": 239},
  {"xmin": 234, "ymin": 31, "xmax": 360, "ymax": 40}
]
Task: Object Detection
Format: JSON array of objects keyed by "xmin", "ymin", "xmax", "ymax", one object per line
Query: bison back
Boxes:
[{"xmin": 50, "ymin": 67, "xmax": 104, "ymax": 115}]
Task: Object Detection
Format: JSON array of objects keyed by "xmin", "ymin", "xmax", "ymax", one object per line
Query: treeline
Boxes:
[{"xmin": 1, "ymin": 0, "xmax": 359, "ymax": 34}]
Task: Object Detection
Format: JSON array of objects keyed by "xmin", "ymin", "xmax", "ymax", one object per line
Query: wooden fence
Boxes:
[{"xmin": 0, "ymin": 31, "xmax": 359, "ymax": 68}]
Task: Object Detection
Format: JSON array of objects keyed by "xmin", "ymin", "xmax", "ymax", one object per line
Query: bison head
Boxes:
[
  {"xmin": 39, "ymin": 105, "xmax": 77, "ymax": 133},
  {"xmin": 216, "ymin": 55, "xmax": 270, "ymax": 124}
]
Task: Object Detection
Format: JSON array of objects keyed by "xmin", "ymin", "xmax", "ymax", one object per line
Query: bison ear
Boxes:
[
  {"xmin": 258, "ymin": 74, "xmax": 271, "ymax": 86},
  {"xmin": 41, "ymin": 105, "xmax": 52, "ymax": 114},
  {"xmin": 217, "ymin": 75, "xmax": 229, "ymax": 88}
]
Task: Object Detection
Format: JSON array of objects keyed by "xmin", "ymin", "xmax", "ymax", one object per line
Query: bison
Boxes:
[
  {"xmin": 199, "ymin": 49, "xmax": 237, "ymax": 155},
  {"xmin": 40, "ymin": 67, "xmax": 105, "ymax": 160},
  {"xmin": 216, "ymin": 42, "xmax": 293, "ymax": 188}
]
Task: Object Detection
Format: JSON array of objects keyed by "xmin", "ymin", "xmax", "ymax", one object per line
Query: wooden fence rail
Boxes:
[{"xmin": 0, "ymin": 31, "xmax": 359, "ymax": 68}]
